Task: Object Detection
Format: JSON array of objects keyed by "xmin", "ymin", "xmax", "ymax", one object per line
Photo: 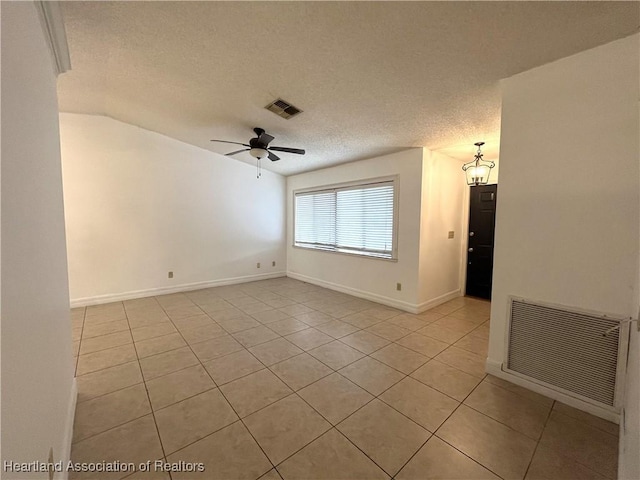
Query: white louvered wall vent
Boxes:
[{"xmin": 507, "ymin": 298, "xmax": 623, "ymax": 408}]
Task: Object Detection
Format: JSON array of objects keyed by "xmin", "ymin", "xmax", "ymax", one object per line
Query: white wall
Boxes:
[
  {"xmin": 1, "ymin": 2, "xmax": 76, "ymax": 477},
  {"xmin": 619, "ymin": 97, "xmax": 640, "ymax": 479},
  {"xmin": 287, "ymin": 149, "xmax": 424, "ymax": 311},
  {"xmin": 286, "ymin": 148, "xmax": 466, "ymax": 312},
  {"xmin": 621, "ymin": 324, "xmax": 639, "ymax": 479},
  {"xmin": 488, "ymin": 34, "xmax": 639, "ymax": 420},
  {"xmin": 418, "ymin": 149, "xmax": 466, "ymax": 307},
  {"xmin": 60, "ymin": 114, "xmax": 286, "ymax": 305}
]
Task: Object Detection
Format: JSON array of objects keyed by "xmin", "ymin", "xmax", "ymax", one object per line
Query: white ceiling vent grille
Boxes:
[
  {"xmin": 507, "ymin": 298, "xmax": 623, "ymax": 408},
  {"xmin": 265, "ymin": 98, "xmax": 303, "ymax": 119}
]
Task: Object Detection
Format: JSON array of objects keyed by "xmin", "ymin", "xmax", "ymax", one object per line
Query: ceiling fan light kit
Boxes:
[
  {"xmin": 462, "ymin": 141, "xmax": 495, "ymax": 186},
  {"xmin": 249, "ymin": 148, "xmax": 269, "ymax": 160},
  {"xmin": 211, "ymin": 127, "xmax": 305, "ymax": 179}
]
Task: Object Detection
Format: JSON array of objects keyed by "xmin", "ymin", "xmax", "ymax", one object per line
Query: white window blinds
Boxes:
[{"xmin": 294, "ymin": 180, "xmax": 396, "ymax": 259}]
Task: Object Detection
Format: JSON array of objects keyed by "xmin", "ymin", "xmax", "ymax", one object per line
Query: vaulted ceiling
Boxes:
[{"xmin": 58, "ymin": 1, "xmax": 639, "ymax": 175}]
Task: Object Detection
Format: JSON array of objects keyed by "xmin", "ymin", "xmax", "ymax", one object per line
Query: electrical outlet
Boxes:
[
  {"xmin": 448, "ymin": 231, "xmax": 455, "ymax": 239},
  {"xmin": 396, "ymin": 283, "xmax": 402, "ymax": 291},
  {"xmin": 257, "ymin": 262, "xmax": 261, "ymax": 268},
  {"xmin": 168, "ymin": 271, "xmax": 173, "ymax": 279},
  {"xmin": 272, "ymin": 261, "xmax": 276, "ymax": 267}
]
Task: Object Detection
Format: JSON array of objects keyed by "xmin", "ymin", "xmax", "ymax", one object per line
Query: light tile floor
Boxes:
[{"xmin": 70, "ymin": 278, "xmax": 618, "ymax": 480}]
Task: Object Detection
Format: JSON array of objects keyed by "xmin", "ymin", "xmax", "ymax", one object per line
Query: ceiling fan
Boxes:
[{"xmin": 210, "ymin": 127, "xmax": 305, "ymax": 162}]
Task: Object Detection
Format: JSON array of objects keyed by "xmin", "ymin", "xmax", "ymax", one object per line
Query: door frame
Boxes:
[{"xmin": 459, "ymin": 185, "xmax": 471, "ymax": 296}]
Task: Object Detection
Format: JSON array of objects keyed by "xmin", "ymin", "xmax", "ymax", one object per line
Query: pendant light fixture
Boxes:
[{"xmin": 462, "ymin": 142, "xmax": 495, "ymax": 186}]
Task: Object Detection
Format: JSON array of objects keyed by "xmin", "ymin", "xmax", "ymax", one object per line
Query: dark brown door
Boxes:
[{"xmin": 465, "ymin": 184, "xmax": 497, "ymax": 299}]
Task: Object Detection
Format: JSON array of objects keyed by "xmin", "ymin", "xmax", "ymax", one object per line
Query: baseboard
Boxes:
[
  {"xmin": 58, "ymin": 377, "xmax": 77, "ymax": 479},
  {"xmin": 485, "ymin": 358, "xmax": 620, "ymax": 423},
  {"xmin": 485, "ymin": 357, "xmax": 504, "ymax": 376},
  {"xmin": 70, "ymin": 272, "xmax": 287, "ymax": 307},
  {"xmin": 414, "ymin": 289, "xmax": 462, "ymax": 313},
  {"xmin": 286, "ymin": 272, "xmax": 461, "ymax": 314},
  {"xmin": 71, "ymin": 270, "xmax": 459, "ymax": 313},
  {"xmin": 287, "ymin": 272, "xmax": 421, "ymax": 313}
]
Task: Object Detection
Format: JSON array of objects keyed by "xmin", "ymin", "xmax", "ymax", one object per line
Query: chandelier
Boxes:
[{"xmin": 462, "ymin": 142, "xmax": 495, "ymax": 186}]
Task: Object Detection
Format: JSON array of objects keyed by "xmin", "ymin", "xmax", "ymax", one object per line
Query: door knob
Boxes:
[
  {"xmin": 468, "ymin": 248, "xmax": 474, "ymax": 252},
  {"xmin": 469, "ymin": 232, "xmax": 475, "ymax": 237}
]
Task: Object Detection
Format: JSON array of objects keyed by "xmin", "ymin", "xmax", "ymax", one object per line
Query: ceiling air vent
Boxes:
[{"xmin": 265, "ymin": 98, "xmax": 303, "ymax": 119}]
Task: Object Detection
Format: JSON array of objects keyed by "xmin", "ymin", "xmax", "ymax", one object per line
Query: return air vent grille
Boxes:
[
  {"xmin": 265, "ymin": 98, "xmax": 303, "ymax": 119},
  {"xmin": 507, "ymin": 299, "xmax": 620, "ymax": 407}
]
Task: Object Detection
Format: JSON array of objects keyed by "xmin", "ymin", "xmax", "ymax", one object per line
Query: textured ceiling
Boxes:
[{"xmin": 58, "ymin": 1, "xmax": 639, "ymax": 175}]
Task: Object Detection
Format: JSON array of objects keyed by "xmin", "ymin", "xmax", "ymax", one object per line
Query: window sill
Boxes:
[{"xmin": 292, "ymin": 244, "xmax": 398, "ymax": 262}]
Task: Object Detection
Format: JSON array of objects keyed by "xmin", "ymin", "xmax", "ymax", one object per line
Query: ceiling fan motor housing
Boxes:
[{"xmin": 250, "ymin": 137, "xmax": 269, "ymax": 148}]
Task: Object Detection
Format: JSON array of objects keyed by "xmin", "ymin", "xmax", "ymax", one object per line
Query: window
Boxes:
[{"xmin": 294, "ymin": 178, "xmax": 397, "ymax": 259}]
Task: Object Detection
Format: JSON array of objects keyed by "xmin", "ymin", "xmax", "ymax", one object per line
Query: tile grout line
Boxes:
[
  {"xmin": 73, "ymin": 286, "xmax": 494, "ymax": 479},
  {"xmin": 290, "ymin": 388, "xmax": 396, "ymax": 477},
  {"xmin": 75, "ymin": 302, "xmax": 484, "ymax": 405},
  {"xmin": 153, "ymin": 291, "xmax": 402, "ymax": 475},
  {"xmin": 76, "ymin": 330, "xmax": 134, "ymax": 357},
  {"xmin": 153, "ymin": 298, "xmax": 280, "ymax": 479},
  {"xmin": 130, "ymin": 294, "xmax": 296, "ymax": 468},
  {"xmin": 87, "ymin": 297, "xmax": 484, "ymax": 433},
  {"xmin": 72, "ymin": 306, "xmax": 87, "ymax": 377},
  {"xmin": 71, "ymin": 408, "xmax": 156, "ymax": 448},
  {"xmin": 389, "ymin": 435, "xmax": 433, "ymax": 480},
  {"xmin": 78, "ymin": 322, "xmax": 174, "ymax": 364},
  {"xmin": 460, "ymin": 395, "xmax": 552, "ymax": 439},
  {"xmin": 122, "ymin": 297, "xmax": 174, "ymax": 480},
  {"xmin": 71, "ymin": 337, "xmax": 489, "ymax": 452},
  {"xmin": 267, "ymin": 306, "xmax": 486, "ymax": 478},
  {"xmin": 521, "ymin": 399, "xmax": 556, "ymax": 480},
  {"xmin": 266, "ymin": 330, "xmax": 439, "ymax": 477},
  {"xmin": 77, "ymin": 310, "xmax": 220, "ymax": 400},
  {"xmin": 73, "ymin": 364, "xmax": 145, "ymax": 405},
  {"xmin": 532, "ymin": 400, "xmax": 619, "ymax": 479},
  {"xmin": 427, "ymin": 375, "xmax": 509, "ymax": 480}
]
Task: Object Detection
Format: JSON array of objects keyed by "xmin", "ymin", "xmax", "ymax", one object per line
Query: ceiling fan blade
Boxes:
[
  {"xmin": 225, "ymin": 149, "xmax": 250, "ymax": 156},
  {"xmin": 269, "ymin": 146, "xmax": 305, "ymax": 155},
  {"xmin": 268, "ymin": 151, "xmax": 280, "ymax": 162},
  {"xmin": 258, "ymin": 132, "xmax": 275, "ymax": 146},
  {"xmin": 210, "ymin": 140, "xmax": 250, "ymax": 147}
]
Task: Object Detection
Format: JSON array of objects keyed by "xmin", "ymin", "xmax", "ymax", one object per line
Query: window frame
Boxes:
[{"xmin": 292, "ymin": 175, "xmax": 399, "ymax": 261}]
